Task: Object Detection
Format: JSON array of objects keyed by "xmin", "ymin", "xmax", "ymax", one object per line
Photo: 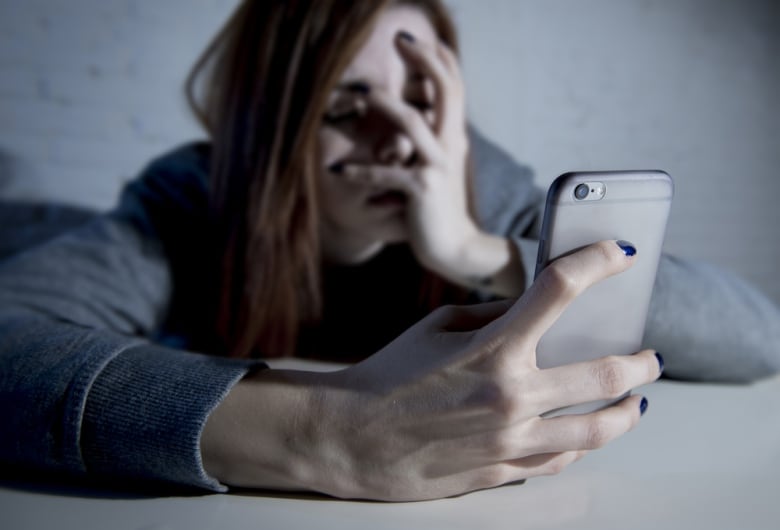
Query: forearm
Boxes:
[
  {"xmin": 200, "ymin": 368, "xmax": 348, "ymax": 496},
  {"xmin": 430, "ymin": 231, "xmax": 526, "ymax": 298},
  {"xmin": 0, "ymin": 310, "xmax": 136, "ymax": 476},
  {"xmin": 82, "ymin": 342, "xmax": 260, "ymax": 489},
  {"xmin": 0, "ymin": 308, "xmax": 260, "ymax": 490}
]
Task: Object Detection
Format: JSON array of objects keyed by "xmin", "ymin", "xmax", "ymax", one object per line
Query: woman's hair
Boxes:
[{"xmin": 186, "ymin": 0, "xmax": 463, "ymax": 358}]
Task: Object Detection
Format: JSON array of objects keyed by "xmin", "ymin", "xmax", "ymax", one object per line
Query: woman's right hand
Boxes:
[{"xmin": 201, "ymin": 240, "xmax": 663, "ymax": 501}]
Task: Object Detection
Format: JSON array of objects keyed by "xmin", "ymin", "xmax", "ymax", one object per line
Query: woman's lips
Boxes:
[{"xmin": 367, "ymin": 190, "xmax": 407, "ymax": 207}]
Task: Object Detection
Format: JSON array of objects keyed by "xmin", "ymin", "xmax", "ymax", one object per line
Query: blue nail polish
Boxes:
[
  {"xmin": 655, "ymin": 352, "xmax": 665, "ymax": 374},
  {"xmin": 616, "ymin": 240, "xmax": 636, "ymax": 257},
  {"xmin": 639, "ymin": 397, "xmax": 648, "ymax": 416},
  {"xmin": 398, "ymin": 30, "xmax": 415, "ymax": 43}
]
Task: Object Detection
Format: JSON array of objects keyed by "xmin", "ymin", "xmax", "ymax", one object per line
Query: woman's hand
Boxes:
[
  {"xmin": 340, "ymin": 34, "xmax": 525, "ymax": 296},
  {"xmin": 201, "ymin": 241, "xmax": 663, "ymax": 501}
]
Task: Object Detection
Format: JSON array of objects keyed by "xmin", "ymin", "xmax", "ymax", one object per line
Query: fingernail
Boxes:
[
  {"xmin": 398, "ymin": 30, "xmax": 415, "ymax": 43},
  {"xmin": 655, "ymin": 352, "xmax": 665, "ymax": 375},
  {"xmin": 616, "ymin": 240, "xmax": 636, "ymax": 257},
  {"xmin": 328, "ymin": 162, "xmax": 344, "ymax": 174},
  {"xmin": 639, "ymin": 397, "xmax": 649, "ymax": 416}
]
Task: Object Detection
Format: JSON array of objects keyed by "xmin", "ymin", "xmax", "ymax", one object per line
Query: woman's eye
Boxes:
[{"xmin": 323, "ymin": 109, "xmax": 360, "ymax": 125}]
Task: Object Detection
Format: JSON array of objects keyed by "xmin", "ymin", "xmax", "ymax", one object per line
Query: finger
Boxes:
[
  {"xmin": 417, "ymin": 76, "xmax": 437, "ymax": 127},
  {"xmin": 505, "ymin": 450, "xmax": 587, "ymax": 478},
  {"xmin": 396, "ymin": 35, "xmax": 462, "ymax": 135},
  {"xmin": 523, "ymin": 394, "xmax": 646, "ymax": 454},
  {"xmin": 396, "ymin": 33, "xmax": 460, "ymax": 83},
  {"xmin": 440, "ymin": 394, "xmax": 644, "ymax": 465},
  {"xmin": 340, "ymin": 163, "xmax": 419, "ymax": 194},
  {"xmin": 432, "ymin": 42, "xmax": 466, "ymax": 136},
  {"xmin": 483, "ymin": 240, "xmax": 637, "ymax": 351},
  {"xmin": 365, "ymin": 88, "xmax": 442, "ymax": 164},
  {"xmin": 528, "ymin": 349, "xmax": 662, "ymax": 415},
  {"xmin": 461, "ymin": 451, "xmax": 585, "ymax": 493},
  {"xmin": 455, "ymin": 395, "xmax": 643, "ymax": 464}
]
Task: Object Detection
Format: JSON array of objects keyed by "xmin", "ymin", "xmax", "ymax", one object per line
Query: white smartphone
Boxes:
[{"xmin": 534, "ymin": 170, "xmax": 673, "ymax": 417}]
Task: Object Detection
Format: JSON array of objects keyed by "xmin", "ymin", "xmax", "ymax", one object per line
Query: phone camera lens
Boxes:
[{"xmin": 574, "ymin": 183, "xmax": 590, "ymax": 200}]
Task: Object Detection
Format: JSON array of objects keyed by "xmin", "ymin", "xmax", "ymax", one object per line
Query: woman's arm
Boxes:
[
  {"xmin": 201, "ymin": 241, "xmax": 663, "ymax": 501},
  {"xmin": 0, "ymin": 144, "xmax": 266, "ymax": 490},
  {"xmin": 0, "ymin": 211, "xmax": 265, "ymax": 490}
]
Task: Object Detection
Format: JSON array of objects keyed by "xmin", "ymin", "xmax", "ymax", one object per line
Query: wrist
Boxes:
[
  {"xmin": 200, "ymin": 368, "xmax": 328, "ymax": 493},
  {"xmin": 416, "ymin": 219, "xmax": 480, "ymax": 276},
  {"xmin": 426, "ymin": 230, "xmax": 524, "ymax": 297}
]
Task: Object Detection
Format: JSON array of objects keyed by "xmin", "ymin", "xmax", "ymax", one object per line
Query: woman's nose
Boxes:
[{"xmin": 375, "ymin": 131, "xmax": 415, "ymax": 165}]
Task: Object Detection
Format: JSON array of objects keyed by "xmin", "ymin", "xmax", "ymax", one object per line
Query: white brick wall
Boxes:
[
  {"xmin": 448, "ymin": 0, "xmax": 780, "ymax": 303},
  {"xmin": 0, "ymin": 0, "xmax": 240, "ymax": 208},
  {"xmin": 0, "ymin": 0, "xmax": 778, "ymax": 303}
]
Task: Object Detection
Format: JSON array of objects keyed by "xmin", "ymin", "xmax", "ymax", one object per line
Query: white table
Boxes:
[{"xmin": 4, "ymin": 373, "xmax": 780, "ymax": 530}]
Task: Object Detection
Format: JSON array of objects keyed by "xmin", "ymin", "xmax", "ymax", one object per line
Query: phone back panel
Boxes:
[{"xmin": 534, "ymin": 171, "xmax": 673, "ymax": 415}]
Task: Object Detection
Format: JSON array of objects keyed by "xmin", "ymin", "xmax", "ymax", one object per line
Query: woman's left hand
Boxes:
[
  {"xmin": 343, "ymin": 34, "xmax": 477, "ymax": 272},
  {"xmin": 341, "ymin": 34, "xmax": 525, "ymax": 296}
]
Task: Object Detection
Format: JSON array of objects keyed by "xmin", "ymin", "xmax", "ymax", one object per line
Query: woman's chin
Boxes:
[{"xmin": 372, "ymin": 220, "xmax": 408, "ymax": 245}]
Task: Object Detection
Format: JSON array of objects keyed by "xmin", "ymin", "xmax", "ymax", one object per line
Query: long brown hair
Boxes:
[{"xmin": 186, "ymin": 0, "xmax": 464, "ymax": 358}]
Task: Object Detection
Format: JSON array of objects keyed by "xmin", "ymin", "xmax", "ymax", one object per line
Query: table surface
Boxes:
[{"xmin": 4, "ymin": 369, "xmax": 780, "ymax": 530}]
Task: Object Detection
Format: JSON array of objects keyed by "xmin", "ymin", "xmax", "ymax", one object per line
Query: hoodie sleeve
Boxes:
[{"xmin": 0, "ymin": 143, "xmax": 264, "ymax": 491}]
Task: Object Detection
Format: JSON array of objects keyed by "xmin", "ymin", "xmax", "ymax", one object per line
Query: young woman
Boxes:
[
  {"xmin": 189, "ymin": 0, "xmax": 531, "ymax": 363},
  {"xmin": 0, "ymin": 0, "xmax": 776, "ymax": 501}
]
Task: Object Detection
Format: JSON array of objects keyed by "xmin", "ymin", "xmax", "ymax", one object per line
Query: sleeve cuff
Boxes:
[{"xmin": 81, "ymin": 343, "xmax": 265, "ymax": 491}]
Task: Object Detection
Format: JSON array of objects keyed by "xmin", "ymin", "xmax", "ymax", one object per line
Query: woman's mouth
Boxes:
[{"xmin": 367, "ymin": 190, "xmax": 407, "ymax": 207}]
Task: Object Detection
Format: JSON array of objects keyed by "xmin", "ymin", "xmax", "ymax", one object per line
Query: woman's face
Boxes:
[{"xmin": 317, "ymin": 6, "xmax": 438, "ymax": 264}]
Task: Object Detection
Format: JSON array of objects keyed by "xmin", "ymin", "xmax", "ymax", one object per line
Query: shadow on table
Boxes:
[{"xmin": 0, "ymin": 466, "xmax": 211, "ymax": 500}]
